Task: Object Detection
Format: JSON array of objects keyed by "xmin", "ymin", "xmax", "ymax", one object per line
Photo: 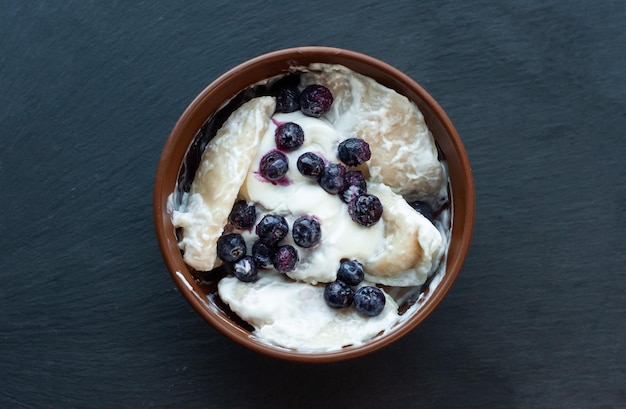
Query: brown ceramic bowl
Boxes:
[{"xmin": 153, "ymin": 46, "xmax": 475, "ymax": 362}]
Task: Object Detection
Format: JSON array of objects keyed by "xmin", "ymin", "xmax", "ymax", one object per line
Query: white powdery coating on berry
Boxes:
[
  {"xmin": 218, "ymin": 272, "xmax": 399, "ymax": 352},
  {"xmin": 171, "ymin": 97, "xmax": 276, "ymax": 271},
  {"xmin": 301, "ymin": 64, "xmax": 446, "ymax": 202}
]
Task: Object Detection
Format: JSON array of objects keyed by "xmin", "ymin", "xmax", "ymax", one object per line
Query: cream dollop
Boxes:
[
  {"xmin": 240, "ymin": 110, "xmax": 385, "ymax": 284},
  {"xmin": 239, "ymin": 108, "xmax": 444, "ymax": 287}
]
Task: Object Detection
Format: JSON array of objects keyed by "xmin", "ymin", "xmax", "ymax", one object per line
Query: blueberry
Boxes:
[
  {"xmin": 272, "ymin": 244, "xmax": 299, "ymax": 272},
  {"xmin": 409, "ymin": 200, "xmax": 434, "ymax": 222},
  {"xmin": 319, "ymin": 163, "xmax": 346, "ymax": 194},
  {"xmin": 292, "ymin": 216, "xmax": 321, "ymax": 248},
  {"xmin": 337, "ymin": 138, "xmax": 371, "ymax": 167},
  {"xmin": 275, "ymin": 87, "xmax": 300, "ymax": 113},
  {"xmin": 337, "ymin": 259, "xmax": 364, "ymax": 286},
  {"xmin": 297, "ymin": 152, "xmax": 325, "ymax": 179},
  {"xmin": 354, "ymin": 286, "xmax": 386, "ymax": 316},
  {"xmin": 340, "ymin": 170, "xmax": 367, "ymax": 203},
  {"xmin": 252, "ymin": 240, "xmax": 275, "ymax": 269},
  {"xmin": 340, "ymin": 185, "xmax": 365, "ymax": 204},
  {"xmin": 275, "ymin": 122, "xmax": 305, "ymax": 152},
  {"xmin": 256, "ymin": 214, "xmax": 289, "ymax": 245},
  {"xmin": 228, "ymin": 200, "xmax": 256, "ymax": 229},
  {"xmin": 216, "ymin": 233, "xmax": 247, "ymax": 263},
  {"xmin": 323, "ymin": 280, "xmax": 354, "ymax": 309},
  {"xmin": 260, "ymin": 150, "xmax": 289, "ymax": 181},
  {"xmin": 231, "ymin": 255, "xmax": 258, "ymax": 282},
  {"xmin": 299, "ymin": 84, "xmax": 333, "ymax": 118},
  {"xmin": 348, "ymin": 193, "xmax": 383, "ymax": 227},
  {"xmin": 344, "ymin": 170, "xmax": 367, "ymax": 191}
]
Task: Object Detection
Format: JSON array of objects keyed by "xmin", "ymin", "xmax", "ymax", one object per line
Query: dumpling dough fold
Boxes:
[
  {"xmin": 172, "ymin": 96, "xmax": 276, "ymax": 271},
  {"xmin": 301, "ymin": 64, "xmax": 445, "ymax": 201},
  {"xmin": 363, "ymin": 183, "xmax": 445, "ymax": 287}
]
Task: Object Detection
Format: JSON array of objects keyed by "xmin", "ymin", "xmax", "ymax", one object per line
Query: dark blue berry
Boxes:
[
  {"xmin": 275, "ymin": 122, "xmax": 304, "ymax": 152},
  {"xmin": 228, "ymin": 200, "xmax": 256, "ymax": 229},
  {"xmin": 340, "ymin": 170, "xmax": 367, "ymax": 203},
  {"xmin": 409, "ymin": 200, "xmax": 434, "ymax": 222},
  {"xmin": 348, "ymin": 194, "xmax": 383, "ymax": 227},
  {"xmin": 216, "ymin": 233, "xmax": 247, "ymax": 263},
  {"xmin": 337, "ymin": 138, "xmax": 371, "ymax": 167},
  {"xmin": 256, "ymin": 214, "xmax": 289, "ymax": 245},
  {"xmin": 337, "ymin": 259, "xmax": 364, "ymax": 286},
  {"xmin": 232, "ymin": 255, "xmax": 258, "ymax": 282},
  {"xmin": 251, "ymin": 240, "xmax": 274, "ymax": 269},
  {"xmin": 297, "ymin": 152, "xmax": 325, "ymax": 179},
  {"xmin": 323, "ymin": 280, "xmax": 354, "ymax": 309},
  {"xmin": 275, "ymin": 87, "xmax": 300, "ymax": 113},
  {"xmin": 299, "ymin": 84, "xmax": 333, "ymax": 118},
  {"xmin": 292, "ymin": 216, "xmax": 321, "ymax": 248},
  {"xmin": 354, "ymin": 286, "xmax": 386, "ymax": 316},
  {"xmin": 319, "ymin": 163, "xmax": 346, "ymax": 194},
  {"xmin": 344, "ymin": 171, "xmax": 367, "ymax": 191},
  {"xmin": 341, "ymin": 185, "xmax": 365, "ymax": 204},
  {"xmin": 260, "ymin": 150, "xmax": 288, "ymax": 181},
  {"xmin": 272, "ymin": 244, "xmax": 299, "ymax": 272}
]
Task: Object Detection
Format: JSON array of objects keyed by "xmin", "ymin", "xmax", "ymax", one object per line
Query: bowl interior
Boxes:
[{"xmin": 154, "ymin": 47, "xmax": 475, "ymax": 362}]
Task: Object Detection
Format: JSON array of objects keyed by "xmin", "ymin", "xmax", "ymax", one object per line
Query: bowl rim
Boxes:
[{"xmin": 153, "ymin": 46, "xmax": 475, "ymax": 363}]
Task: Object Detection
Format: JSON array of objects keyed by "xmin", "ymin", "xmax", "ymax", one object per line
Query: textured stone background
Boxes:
[{"xmin": 1, "ymin": 1, "xmax": 624, "ymax": 408}]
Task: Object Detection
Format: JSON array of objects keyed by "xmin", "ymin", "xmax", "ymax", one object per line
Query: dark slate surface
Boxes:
[{"xmin": 1, "ymin": 1, "xmax": 625, "ymax": 408}]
